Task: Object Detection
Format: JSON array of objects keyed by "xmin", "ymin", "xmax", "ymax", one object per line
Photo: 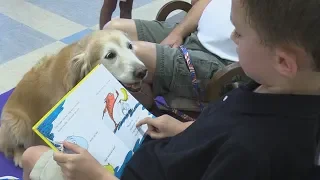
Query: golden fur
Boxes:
[{"xmin": 0, "ymin": 29, "xmax": 146, "ymax": 167}]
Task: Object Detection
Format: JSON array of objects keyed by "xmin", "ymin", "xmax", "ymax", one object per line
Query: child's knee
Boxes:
[{"xmin": 22, "ymin": 146, "xmax": 50, "ymax": 169}]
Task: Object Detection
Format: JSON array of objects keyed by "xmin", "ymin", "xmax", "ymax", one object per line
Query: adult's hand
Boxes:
[{"xmin": 160, "ymin": 32, "xmax": 184, "ymax": 48}]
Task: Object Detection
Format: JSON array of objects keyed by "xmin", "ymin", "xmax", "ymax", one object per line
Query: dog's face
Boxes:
[
  {"xmin": 98, "ymin": 31, "xmax": 147, "ymax": 86},
  {"xmin": 68, "ymin": 30, "xmax": 147, "ymax": 91}
]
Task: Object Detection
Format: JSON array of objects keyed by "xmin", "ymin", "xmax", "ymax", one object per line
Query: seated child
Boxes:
[
  {"xmin": 99, "ymin": 0, "xmax": 133, "ymax": 30},
  {"xmin": 22, "ymin": 0, "xmax": 320, "ymax": 179}
]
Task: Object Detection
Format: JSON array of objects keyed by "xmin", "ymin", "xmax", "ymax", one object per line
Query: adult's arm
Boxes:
[{"xmin": 170, "ymin": 0, "xmax": 211, "ymax": 38}]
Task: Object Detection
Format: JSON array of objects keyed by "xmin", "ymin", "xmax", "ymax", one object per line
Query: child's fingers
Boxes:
[
  {"xmin": 136, "ymin": 117, "xmax": 155, "ymax": 127},
  {"xmin": 53, "ymin": 151, "xmax": 69, "ymax": 163},
  {"xmin": 136, "ymin": 118, "xmax": 147, "ymax": 127},
  {"xmin": 63, "ymin": 141, "xmax": 83, "ymax": 154}
]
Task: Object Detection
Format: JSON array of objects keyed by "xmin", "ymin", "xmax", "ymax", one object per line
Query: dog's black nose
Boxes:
[{"xmin": 135, "ymin": 68, "xmax": 148, "ymax": 79}]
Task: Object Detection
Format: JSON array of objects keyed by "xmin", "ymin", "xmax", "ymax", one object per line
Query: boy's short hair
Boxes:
[{"xmin": 242, "ymin": 0, "xmax": 320, "ymax": 69}]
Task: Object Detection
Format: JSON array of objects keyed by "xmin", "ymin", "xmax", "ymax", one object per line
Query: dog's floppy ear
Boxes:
[{"xmin": 64, "ymin": 53, "xmax": 92, "ymax": 91}]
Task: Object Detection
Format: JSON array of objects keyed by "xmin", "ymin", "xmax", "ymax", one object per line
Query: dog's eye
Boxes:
[
  {"xmin": 127, "ymin": 42, "xmax": 133, "ymax": 50},
  {"xmin": 105, "ymin": 51, "xmax": 116, "ymax": 59}
]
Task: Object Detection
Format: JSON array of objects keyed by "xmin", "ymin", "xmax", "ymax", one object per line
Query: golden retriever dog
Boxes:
[{"xmin": 0, "ymin": 29, "xmax": 147, "ymax": 167}]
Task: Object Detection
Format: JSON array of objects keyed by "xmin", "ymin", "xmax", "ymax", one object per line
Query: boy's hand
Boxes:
[
  {"xmin": 53, "ymin": 142, "xmax": 110, "ymax": 180},
  {"xmin": 136, "ymin": 115, "xmax": 193, "ymax": 139},
  {"xmin": 160, "ymin": 32, "xmax": 183, "ymax": 48}
]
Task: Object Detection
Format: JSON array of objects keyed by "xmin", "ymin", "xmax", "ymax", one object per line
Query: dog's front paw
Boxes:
[
  {"xmin": 13, "ymin": 147, "xmax": 25, "ymax": 168},
  {"xmin": 13, "ymin": 155, "xmax": 23, "ymax": 168}
]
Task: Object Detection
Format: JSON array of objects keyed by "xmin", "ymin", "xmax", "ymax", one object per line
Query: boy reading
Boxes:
[{"xmin": 22, "ymin": 0, "xmax": 320, "ymax": 179}]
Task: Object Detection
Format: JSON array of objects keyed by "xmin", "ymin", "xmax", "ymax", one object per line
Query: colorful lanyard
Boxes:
[
  {"xmin": 152, "ymin": 45, "xmax": 205, "ymax": 121},
  {"xmin": 153, "ymin": 97, "xmax": 196, "ymax": 121},
  {"xmin": 179, "ymin": 45, "xmax": 205, "ymax": 111}
]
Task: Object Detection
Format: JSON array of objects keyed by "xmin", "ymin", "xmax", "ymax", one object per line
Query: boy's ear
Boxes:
[{"xmin": 274, "ymin": 47, "xmax": 298, "ymax": 78}]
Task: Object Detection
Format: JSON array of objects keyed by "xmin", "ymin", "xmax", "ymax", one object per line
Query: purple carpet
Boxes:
[{"xmin": 0, "ymin": 88, "xmax": 23, "ymax": 179}]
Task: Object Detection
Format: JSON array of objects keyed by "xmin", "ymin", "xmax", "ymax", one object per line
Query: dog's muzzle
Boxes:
[
  {"xmin": 134, "ymin": 68, "xmax": 148, "ymax": 80},
  {"xmin": 121, "ymin": 81, "xmax": 143, "ymax": 92},
  {"xmin": 121, "ymin": 67, "xmax": 147, "ymax": 92}
]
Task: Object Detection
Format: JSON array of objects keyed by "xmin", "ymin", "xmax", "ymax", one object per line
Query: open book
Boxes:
[{"xmin": 32, "ymin": 64, "xmax": 155, "ymax": 178}]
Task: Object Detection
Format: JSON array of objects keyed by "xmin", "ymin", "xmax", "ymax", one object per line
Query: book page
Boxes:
[
  {"xmin": 92, "ymin": 67, "xmax": 155, "ymax": 151},
  {"xmin": 34, "ymin": 64, "xmax": 154, "ymax": 178},
  {"xmin": 109, "ymin": 89, "xmax": 155, "ymax": 152}
]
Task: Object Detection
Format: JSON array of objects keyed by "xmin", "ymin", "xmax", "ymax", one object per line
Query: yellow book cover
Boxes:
[{"xmin": 32, "ymin": 64, "xmax": 155, "ymax": 178}]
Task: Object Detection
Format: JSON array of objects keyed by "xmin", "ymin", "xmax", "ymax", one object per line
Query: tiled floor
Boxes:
[{"xmin": 0, "ymin": 0, "xmax": 189, "ymax": 94}]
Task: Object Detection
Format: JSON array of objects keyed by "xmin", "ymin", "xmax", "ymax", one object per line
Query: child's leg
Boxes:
[
  {"xmin": 99, "ymin": 0, "xmax": 118, "ymax": 30},
  {"xmin": 119, "ymin": 0, "xmax": 133, "ymax": 19},
  {"xmin": 22, "ymin": 146, "xmax": 51, "ymax": 180},
  {"xmin": 22, "ymin": 146, "xmax": 63, "ymax": 180}
]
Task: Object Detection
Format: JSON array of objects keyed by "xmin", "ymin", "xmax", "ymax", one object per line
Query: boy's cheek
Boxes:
[{"xmin": 237, "ymin": 48, "xmax": 249, "ymax": 65}]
